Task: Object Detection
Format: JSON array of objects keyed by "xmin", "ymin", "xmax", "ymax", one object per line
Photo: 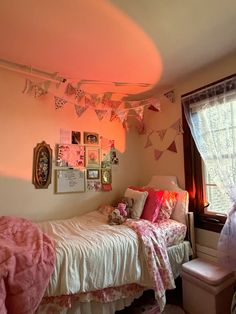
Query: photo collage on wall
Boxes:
[{"xmin": 55, "ymin": 129, "xmax": 119, "ymax": 193}]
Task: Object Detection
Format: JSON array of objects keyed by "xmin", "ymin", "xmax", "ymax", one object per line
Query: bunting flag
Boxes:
[
  {"xmin": 154, "ymin": 149, "xmax": 163, "ymax": 161},
  {"xmin": 170, "ymin": 118, "xmax": 184, "ymax": 134},
  {"xmin": 95, "ymin": 109, "xmax": 107, "ymax": 121},
  {"xmin": 164, "ymin": 90, "xmax": 175, "ymax": 103},
  {"xmin": 144, "ymin": 136, "xmax": 152, "ymax": 148},
  {"xmin": 74, "ymin": 104, "xmax": 87, "ymax": 117},
  {"xmin": 148, "ymin": 99, "xmax": 161, "ymax": 112},
  {"xmin": 136, "ymin": 119, "xmax": 146, "ymax": 135},
  {"xmin": 65, "ymin": 83, "xmax": 76, "ymax": 96},
  {"xmin": 134, "ymin": 106, "xmax": 144, "ymax": 120},
  {"xmin": 54, "ymin": 96, "xmax": 67, "ymax": 109},
  {"xmin": 167, "ymin": 140, "xmax": 177, "ymax": 153},
  {"xmin": 157, "ymin": 129, "xmax": 167, "ymax": 141},
  {"xmin": 102, "ymin": 92, "xmax": 113, "ymax": 105},
  {"xmin": 110, "ymin": 110, "xmax": 119, "ymax": 122},
  {"xmin": 75, "ymin": 89, "xmax": 85, "ymax": 101},
  {"xmin": 22, "ymin": 79, "xmax": 49, "ymax": 98}
]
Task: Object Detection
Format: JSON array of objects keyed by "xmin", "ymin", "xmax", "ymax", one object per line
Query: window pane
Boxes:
[{"xmin": 205, "ymin": 184, "xmax": 232, "ymax": 215}]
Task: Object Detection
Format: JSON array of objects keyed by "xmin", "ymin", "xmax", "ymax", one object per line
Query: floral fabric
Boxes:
[
  {"xmin": 124, "ymin": 219, "xmax": 175, "ymax": 312},
  {"xmin": 156, "ymin": 190, "xmax": 178, "ymax": 221},
  {"xmin": 155, "ymin": 219, "xmax": 187, "ymax": 247}
]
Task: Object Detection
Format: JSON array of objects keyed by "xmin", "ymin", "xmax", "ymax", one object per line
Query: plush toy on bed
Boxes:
[{"xmin": 108, "ymin": 197, "xmax": 134, "ymax": 225}]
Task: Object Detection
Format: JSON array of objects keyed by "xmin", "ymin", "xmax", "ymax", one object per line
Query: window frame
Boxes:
[{"xmin": 181, "ymin": 75, "xmax": 236, "ymax": 233}]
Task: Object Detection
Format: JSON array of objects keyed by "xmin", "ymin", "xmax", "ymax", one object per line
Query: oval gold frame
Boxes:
[{"xmin": 32, "ymin": 141, "xmax": 52, "ymax": 189}]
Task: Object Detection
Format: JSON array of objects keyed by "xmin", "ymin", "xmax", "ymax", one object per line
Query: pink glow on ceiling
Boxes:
[{"xmin": 0, "ymin": 0, "xmax": 162, "ymax": 94}]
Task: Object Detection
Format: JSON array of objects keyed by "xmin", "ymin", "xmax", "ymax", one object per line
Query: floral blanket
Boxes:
[
  {"xmin": 124, "ymin": 219, "xmax": 175, "ymax": 312},
  {"xmin": 0, "ymin": 216, "xmax": 55, "ymax": 314}
]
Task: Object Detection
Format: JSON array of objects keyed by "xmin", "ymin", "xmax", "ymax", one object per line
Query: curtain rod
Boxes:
[
  {"xmin": 0, "ymin": 59, "xmax": 67, "ymax": 83},
  {"xmin": 181, "ymin": 74, "xmax": 236, "ymax": 99}
]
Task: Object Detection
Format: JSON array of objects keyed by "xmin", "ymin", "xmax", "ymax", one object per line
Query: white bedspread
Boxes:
[{"xmin": 38, "ymin": 210, "xmax": 151, "ymax": 297}]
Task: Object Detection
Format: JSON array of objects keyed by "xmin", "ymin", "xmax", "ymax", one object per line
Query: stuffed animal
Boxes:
[{"xmin": 108, "ymin": 197, "xmax": 134, "ymax": 225}]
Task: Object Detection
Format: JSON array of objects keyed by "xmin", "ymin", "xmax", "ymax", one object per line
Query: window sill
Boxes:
[{"xmin": 195, "ymin": 213, "xmax": 226, "ymax": 233}]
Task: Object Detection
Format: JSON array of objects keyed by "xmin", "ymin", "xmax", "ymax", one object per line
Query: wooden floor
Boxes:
[{"xmin": 116, "ymin": 277, "xmax": 183, "ymax": 313}]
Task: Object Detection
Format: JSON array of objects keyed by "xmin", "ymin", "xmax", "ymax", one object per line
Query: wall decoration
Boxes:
[
  {"xmin": 164, "ymin": 90, "xmax": 175, "ymax": 103},
  {"xmin": 86, "ymin": 146, "xmax": 100, "ymax": 167},
  {"xmin": 56, "ymin": 144, "xmax": 85, "ymax": 167},
  {"xmin": 86, "ymin": 180, "xmax": 101, "ymax": 192},
  {"xmin": 143, "ymin": 118, "xmax": 183, "ymax": 161},
  {"xmin": 110, "ymin": 148, "xmax": 119, "ymax": 165},
  {"xmin": 87, "ymin": 168, "xmax": 100, "ymax": 180},
  {"xmin": 101, "ymin": 168, "xmax": 112, "ymax": 184},
  {"xmin": 55, "ymin": 169, "xmax": 85, "ymax": 193},
  {"xmin": 84, "ymin": 132, "xmax": 99, "ymax": 145},
  {"xmin": 71, "ymin": 131, "xmax": 81, "ymax": 144},
  {"xmin": 102, "ymin": 183, "xmax": 112, "ymax": 191},
  {"xmin": 32, "ymin": 141, "xmax": 52, "ymax": 189}
]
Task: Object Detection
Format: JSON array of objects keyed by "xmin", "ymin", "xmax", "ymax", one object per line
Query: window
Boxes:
[{"xmin": 182, "ymin": 74, "xmax": 236, "ymax": 232}]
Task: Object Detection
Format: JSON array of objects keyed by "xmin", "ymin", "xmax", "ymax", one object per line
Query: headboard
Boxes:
[{"xmin": 146, "ymin": 175, "xmax": 196, "ymax": 257}]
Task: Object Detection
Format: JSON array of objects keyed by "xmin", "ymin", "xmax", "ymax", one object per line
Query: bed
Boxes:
[{"xmin": 36, "ymin": 175, "xmax": 194, "ymax": 314}]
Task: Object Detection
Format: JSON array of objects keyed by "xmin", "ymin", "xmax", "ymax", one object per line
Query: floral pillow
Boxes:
[{"xmin": 156, "ymin": 190, "xmax": 178, "ymax": 221}]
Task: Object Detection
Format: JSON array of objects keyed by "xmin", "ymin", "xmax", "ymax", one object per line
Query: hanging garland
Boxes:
[
  {"xmin": 142, "ymin": 118, "xmax": 183, "ymax": 161},
  {"xmin": 22, "ymin": 79, "xmax": 161, "ymax": 129}
]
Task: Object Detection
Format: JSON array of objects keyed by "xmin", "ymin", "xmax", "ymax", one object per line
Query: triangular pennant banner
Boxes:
[
  {"xmin": 170, "ymin": 118, "xmax": 181, "ymax": 131},
  {"xmin": 157, "ymin": 129, "xmax": 167, "ymax": 141},
  {"xmin": 164, "ymin": 90, "xmax": 175, "ymax": 103},
  {"xmin": 110, "ymin": 100, "xmax": 122, "ymax": 110},
  {"xmin": 90, "ymin": 94, "xmax": 100, "ymax": 107},
  {"xmin": 65, "ymin": 83, "xmax": 76, "ymax": 96},
  {"xmin": 102, "ymin": 92, "xmax": 113, "ymax": 105},
  {"xmin": 23, "ymin": 79, "xmax": 48, "ymax": 98},
  {"xmin": 117, "ymin": 110, "xmax": 128, "ymax": 124},
  {"xmin": 147, "ymin": 99, "xmax": 161, "ymax": 112},
  {"xmin": 167, "ymin": 140, "xmax": 177, "ymax": 153},
  {"xmin": 110, "ymin": 110, "xmax": 119, "ymax": 121},
  {"xmin": 134, "ymin": 106, "xmax": 144, "ymax": 120},
  {"xmin": 154, "ymin": 149, "xmax": 163, "ymax": 161},
  {"xmin": 75, "ymin": 89, "xmax": 85, "ymax": 101},
  {"xmin": 74, "ymin": 104, "xmax": 87, "ymax": 117},
  {"xmin": 144, "ymin": 136, "xmax": 152, "ymax": 148},
  {"xmin": 54, "ymin": 96, "xmax": 67, "ymax": 109},
  {"xmin": 136, "ymin": 120, "xmax": 146, "ymax": 135},
  {"xmin": 95, "ymin": 109, "xmax": 107, "ymax": 121},
  {"xmin": 84, "ymin": 96, "xmax": 91, "ymax": 106}
]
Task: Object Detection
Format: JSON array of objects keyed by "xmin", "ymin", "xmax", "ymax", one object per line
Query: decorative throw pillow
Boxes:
[
  {"xmin": 124, "ymin": 188, "xmax": 148, "ymax": 219},
  {"xmin": 129, "ymin": 186, "xmax": 164, "ymax": 222},
  {"xmin": 156, "ymin": 190, "xmax": 178, "ymax": 221}
]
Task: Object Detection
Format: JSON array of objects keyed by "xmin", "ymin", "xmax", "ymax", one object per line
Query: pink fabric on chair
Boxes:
[{"xmin": 0, "ymin": 216, "xmax": 55, "ymax": 314}]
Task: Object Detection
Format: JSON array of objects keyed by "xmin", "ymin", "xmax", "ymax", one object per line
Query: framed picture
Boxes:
[
  {"xmin": 71, "ymin": 131, "xmax": 81, "ymax": 144},
  {"xmin": 32, "ymin": 141, "xmax": 52, "ymax": 189},
  {"xmin": 84, "ymin": 132, "xmax": 99, "ymax": 145},
  {"xmin": 86, "ymin": 180, "xmax": 101, "ymax": 192},
  {"xmin": 55, "ymin": 169, "xmax": 85, "ymax": 193},
  {"xmin": 86, "ymin": 146, "xmax": 100, "ymax": 167},
  {"xmin": 101, "ymin": 168, "xmax": 112, "ymax": 184},
  {"xmin": 56, "ymin": 144, "xmax": 85, "ymax": 167},
  {"xmin": 87, "ymin": 168, "xmax": 100, "ymax": 180}
]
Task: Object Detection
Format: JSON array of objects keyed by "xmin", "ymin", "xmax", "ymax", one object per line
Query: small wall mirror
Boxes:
[{"xmin": 32, "ymin": 141, "xmax": 52, "ymax": 189}]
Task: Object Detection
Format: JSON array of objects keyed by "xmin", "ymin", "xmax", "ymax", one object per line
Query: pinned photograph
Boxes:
[
  {"xmin": 86, "ymin": 180, "xmax": 101, "ymax": 192},
  {"xmin": 86, "ymin": 147, "xmax": 100, "ymax": 167}
]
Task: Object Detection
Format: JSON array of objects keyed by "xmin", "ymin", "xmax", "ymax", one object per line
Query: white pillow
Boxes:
[{"xmin": 124, "ymin": 188, "xmax": 148, "ymax": 219}]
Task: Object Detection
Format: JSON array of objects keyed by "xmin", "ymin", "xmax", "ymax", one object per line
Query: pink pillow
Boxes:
[
  {"xmin": 128, "ymin": 186, "xmax": 164, "ymax": 222},
  {"xmin": 156, "ymin": 190, "xmax": 178, "ymax": 221}
]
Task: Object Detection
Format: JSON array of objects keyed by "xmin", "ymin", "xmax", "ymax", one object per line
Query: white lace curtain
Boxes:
[{"xmin": 182, "ymin": 76, "xmax": 236, "ymax": 270}]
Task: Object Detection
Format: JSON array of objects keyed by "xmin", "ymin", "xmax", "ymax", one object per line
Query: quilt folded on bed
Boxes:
[{"xmin": 0, "ymin": 216, "xmax": 55, "ymax": 314}]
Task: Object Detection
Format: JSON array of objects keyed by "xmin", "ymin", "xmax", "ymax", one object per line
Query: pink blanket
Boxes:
[{"xmin": 0, "ymin": 216, "xmax": 55, "ymax": 314}]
